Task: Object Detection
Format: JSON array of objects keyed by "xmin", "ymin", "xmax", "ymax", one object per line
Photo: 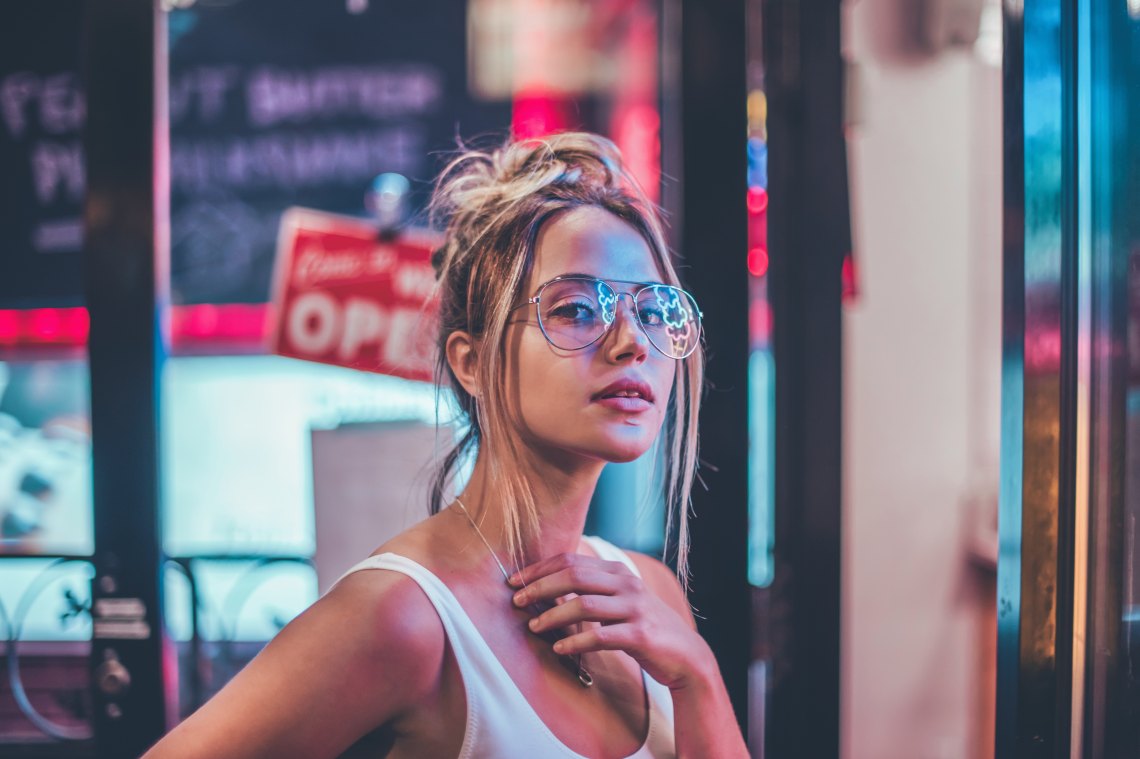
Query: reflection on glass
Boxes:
[
  {"xmin": 164, "ymin": 558, "xmax": 317, "ymax": 717},
  {"xmin": 0, "ymin": 359, "xmax": 93, "ymax": 556},
  {"xmin": 161, "ymin": 355, "xmax": 440, "ymax": 557},
  {"xmin": 1083, "ymin": 1, "xmax": 1140, "ymax": 755},
  {"xmin": 0, "ymin": 559, "xmax": 93, "ymax": 743}
]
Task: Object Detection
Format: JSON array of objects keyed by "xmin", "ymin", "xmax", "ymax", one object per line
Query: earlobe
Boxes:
[{"xmin": 444, "ymin": 330, "xmax": 480, "ymax": 398}]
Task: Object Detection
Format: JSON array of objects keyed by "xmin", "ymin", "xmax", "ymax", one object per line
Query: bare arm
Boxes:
[
  {"xmin": 629, "ymin": 553, "xmax": 750, "ymax": 759},
  {"xmin": 142, "ymin": 570, "xmax": 445, "ymax": 759}
]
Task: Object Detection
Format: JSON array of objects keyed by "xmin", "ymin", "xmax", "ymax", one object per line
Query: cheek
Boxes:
[{"xmin": 507, "ymin": 332, "xmax": 574, "ymax": 419}]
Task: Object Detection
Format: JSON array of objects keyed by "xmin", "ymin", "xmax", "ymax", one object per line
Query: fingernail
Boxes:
[
  {"xmin": 507, "ymin": 573, "xmax": 521, "ymax": 585},
  {"xmin": 553, "ymin": 641, "xmax": 565, "ymax": 654},
  {"xmin": 528, "ymin": 617, "xmax": 539, "ymax": 631},
  {"xmin": 513, "ymin": 591, "xmax": 527, "ymax": 606}
]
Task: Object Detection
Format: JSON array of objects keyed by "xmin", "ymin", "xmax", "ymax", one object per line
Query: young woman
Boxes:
[{"xmin": 144, "ymin": 133, "xmax": 749, "ymax": 758}]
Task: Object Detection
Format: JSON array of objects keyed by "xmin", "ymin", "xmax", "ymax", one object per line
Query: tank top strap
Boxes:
[
  {"xmin": 334, "ymin": 549, "xmax": 677, "ymax": 758},
  {"xmin": 330, "ymin": 549, "xmax": 508, "ymax": 697},
  {"xmin": 580, "ymin": 535, "xmax": 643, "ymax": 576}
]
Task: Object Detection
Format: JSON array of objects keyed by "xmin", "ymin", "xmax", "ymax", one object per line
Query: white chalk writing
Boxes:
[
  {"xmin": 246, "ymin": 66, "xmax": 441, "ymax": 128},
  {"xmin": 31, "ymin": 139, "xmax": 84, "ymax": 204},
  {"xmin": 169, "ymin": 66, "xmax": 240, "ymax": 126},
  {"xmin": 0, "ymin": 72, "xmax": 85, "ymax": 139},
  {"xmin": 171, "ymin": 127, "xmax": 421, "ymax": 192}
]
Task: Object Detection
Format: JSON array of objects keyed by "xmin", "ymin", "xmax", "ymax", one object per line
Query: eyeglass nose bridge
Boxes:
[{"xmin": 599, "ymin": 289, "xmax": 642, "ymax": 328}]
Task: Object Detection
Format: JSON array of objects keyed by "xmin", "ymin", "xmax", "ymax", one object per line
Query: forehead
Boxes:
[{"xmin": 529, "ymin": 206, "xmax": 662, "ymax": 287}]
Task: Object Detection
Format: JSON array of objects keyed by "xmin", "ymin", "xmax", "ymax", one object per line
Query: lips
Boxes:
[{"xmin": 591, "ymin": 378, "xmax": 655, "ymax": 405}]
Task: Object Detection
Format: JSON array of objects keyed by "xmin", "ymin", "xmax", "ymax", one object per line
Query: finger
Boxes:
[
  {"xmin": 528, "ymin": 595, "xmax": 628, "ymax": 634},
  {"xmin": 508, "ymin": 552, "xmax": 628, "ymax": 587},
  {"xmin": 513, "ymin": 566, "xmax": 628, "ymax": 608},
  {"xmin": 553, "ymin": 623, "xmax": 647, "ymax": 657}
]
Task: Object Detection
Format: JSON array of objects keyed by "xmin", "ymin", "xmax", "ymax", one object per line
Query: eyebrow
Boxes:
[{"xmin": 554, "ymin": 272, "xmax": 666, "ymax": 287}]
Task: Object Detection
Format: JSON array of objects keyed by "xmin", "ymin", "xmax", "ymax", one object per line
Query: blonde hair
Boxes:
[{"xmin": 427, "ymin": 132, "xmax": 703, "ymax": 585}]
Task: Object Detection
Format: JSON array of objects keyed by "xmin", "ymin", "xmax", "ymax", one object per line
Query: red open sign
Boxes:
[{"xmin": 270, "ymin": 208, "xmax": 439, "ymax": 382}]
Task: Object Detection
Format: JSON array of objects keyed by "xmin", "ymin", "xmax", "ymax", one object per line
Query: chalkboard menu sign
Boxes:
[
  {"xmin": 0, "ymin": 0, "xmax": 510, "ymax": 308},
  {"xmin": 0, "ymin": 1, "xmax": 86, "ymax": 307}
]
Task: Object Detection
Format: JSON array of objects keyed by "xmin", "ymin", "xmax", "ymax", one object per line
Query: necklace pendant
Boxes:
[{"xmin": 577, "ymin": 668, "xmax": 594, "ymax": 688}]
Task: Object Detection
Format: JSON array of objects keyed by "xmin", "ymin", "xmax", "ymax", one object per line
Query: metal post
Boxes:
[
  {"xmin": 676, "ymin": 0, "xmax": 751, "ymax": 734},
  {"xmin": 83, "ymin": 1, "xmax": 171, "ymax": 756},
  {"xmin": 763, "ymin": 0, "xmax": 845, "ymax": 755}
]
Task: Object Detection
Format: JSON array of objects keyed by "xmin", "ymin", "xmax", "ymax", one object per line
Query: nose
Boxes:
[{"xmin": 603, "ymin": 293, "xmax": 649, "ymax": 364}]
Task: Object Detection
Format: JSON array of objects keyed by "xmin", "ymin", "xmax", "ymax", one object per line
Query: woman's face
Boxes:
[{"xmin": 503, "ymin": 206, "xmax": 677, "ymax": 466}]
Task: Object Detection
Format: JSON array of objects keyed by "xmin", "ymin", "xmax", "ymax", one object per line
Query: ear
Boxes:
[{"xmin": 444, "ymin": 330, "xmax": 480, "ymax": 398}]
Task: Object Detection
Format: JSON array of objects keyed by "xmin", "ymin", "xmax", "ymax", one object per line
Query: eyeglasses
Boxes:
[{"xmin": 512, "ymin": 275, "xmax": 703, "ymax": 360}]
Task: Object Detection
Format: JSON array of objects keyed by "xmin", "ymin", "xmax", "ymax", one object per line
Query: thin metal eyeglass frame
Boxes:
[{"xmin": 509, "ymin": 275, "xmax": 704, "ymax": 360}]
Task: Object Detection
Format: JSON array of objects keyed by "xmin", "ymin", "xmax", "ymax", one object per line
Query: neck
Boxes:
[{"xmin": 453, "ymin": 448, "xmax": 605, "ymax": 567}]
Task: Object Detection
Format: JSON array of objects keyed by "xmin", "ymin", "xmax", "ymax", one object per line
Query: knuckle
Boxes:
[
  {"xmin": 607, "ymin": 560, "xmax": 630, "ymax": 575},
  {"xmin": 631, "ymin": 595, "xmax": 650, "ymax": 616}
]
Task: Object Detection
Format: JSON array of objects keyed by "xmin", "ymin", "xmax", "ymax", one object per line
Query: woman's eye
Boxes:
[
  {"xmin": 638, "ymin": 306, "xmax": 666, "ymax": 326},
  {"xmin": 548, "ymin": 301, "xmax": 598, "ymax": 321}
]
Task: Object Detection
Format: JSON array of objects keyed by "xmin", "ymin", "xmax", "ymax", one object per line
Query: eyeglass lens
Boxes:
[{"xmin": 537, "ymin": 278, "xmax": 701, "ymax": 359}]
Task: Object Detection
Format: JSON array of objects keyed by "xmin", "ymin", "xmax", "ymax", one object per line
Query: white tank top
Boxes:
[{"xmin": 336, "ymin": 536, "xmax": 677, "ymax": 759}]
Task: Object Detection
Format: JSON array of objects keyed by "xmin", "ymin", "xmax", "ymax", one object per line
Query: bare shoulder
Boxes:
[
  {"xmin": 144, "ymin": 562, "xmax": 445, "ymax": 759},
  {"xmin": 323, "ymin": 562, "xmax": 447, "ymax": 679},
  {"xmin": 625, "ymin": 550, "xmax": 697, "ymax": 631}
]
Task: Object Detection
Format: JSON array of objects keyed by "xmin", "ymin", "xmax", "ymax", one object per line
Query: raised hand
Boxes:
[{"xmin": 508, "ymin": 552, "xmax": 714, "ymax": 691}]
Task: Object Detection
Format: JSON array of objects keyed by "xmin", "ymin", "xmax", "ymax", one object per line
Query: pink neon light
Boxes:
[
  {"xmin": 748, "ymin": 247, "xmax": 770, "ymax": 278},
  {"xmin": 512, "ymin": 90, "xmax": 574, "ymax": 139},
  {"xmin": 0, "ymin": 308, "xmax": 90, "ymax": 347},
  {"xmin": 747, "ymin": 187, "xmax": 769, "ymax": 215}
]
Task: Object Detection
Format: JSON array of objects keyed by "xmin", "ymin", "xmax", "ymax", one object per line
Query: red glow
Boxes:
[
  {"xmin": 29, "ymin": 309, "xmax": 61, "ymax": 339},
  {"xmin": 512, "ymin": 90, "xmax": 575, "ymax": 139},
  {"xmin": 0, "ymin": 308, "xmax": 90, "ymax": 347},
  {"xmin": 0, "ymin": 304, "xmax": 271, "ymax": 352},
  {"xmin": 750, "ymin": 299, "xmax": 772, "ymax": 344},
  {"xmin": 747, "ymin": 187, "xmax": 768, "ymax": 215},
  {"xmin": 613, "ymin": 102, "xmax": 661, "ymax": 203},
  {"xmin": 170, "ymin": 303, "xmax": 270, "ymax": 352},
  {"xmin": 63, "ymin": 308, "xmax": 89, "ymax": 340},
  {"xmin": 842, "ymin": 251, "xmax": 859, "ymax": 302},
  {"xmin": 0, "ymin": 311, "xmax": 20, "ymax": 342},
  {"xmin": 748, "ymin": 247, "xmax": 770, "ymax": 278}
]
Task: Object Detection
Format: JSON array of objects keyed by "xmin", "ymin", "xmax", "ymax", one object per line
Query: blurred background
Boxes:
[{"xmin": 1, "ymin": 0, "xmax": 1137, "ymax": 757}]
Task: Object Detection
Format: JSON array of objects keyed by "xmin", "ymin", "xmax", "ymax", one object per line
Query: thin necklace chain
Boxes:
[{"xmin": 453, "ymin": 497, "xmax": 594, "ymax": 688}]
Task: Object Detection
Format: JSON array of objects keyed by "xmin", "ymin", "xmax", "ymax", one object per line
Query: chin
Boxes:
[
  {"xmin": 602, "ymin": 447, "xmax": 650, "ymax": 464},
  {"xmin": 591, "ymin": 432, "xmax": 659, "ymax": 464}
]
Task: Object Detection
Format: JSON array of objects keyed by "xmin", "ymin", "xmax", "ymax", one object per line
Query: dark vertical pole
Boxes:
[
  {"xmin": 764, "ymin": 0, "xmax": 844, "ymax": 756},
  {"xmin": 995, "ymin": 2, "xmax": 1025, "ymax": 754},
  {"xmin": 677, "ymin": 0, "xmax": 751, "ymax": 734},
  {"xmin": 84, "ymin": 1, "xmax": 171, "ymax": 756}
]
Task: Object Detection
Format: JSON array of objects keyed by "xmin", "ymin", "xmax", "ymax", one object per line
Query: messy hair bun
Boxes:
[{"xmin": 427, "ymin": 132, "xmax": 702, "ymax": 586}]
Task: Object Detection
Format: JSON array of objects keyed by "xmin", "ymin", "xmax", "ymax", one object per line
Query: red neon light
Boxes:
[
  {"xmin": 750, "ymin": 300, "xmax": 772, "ymax": 344},
  {"xmin": 614, "ymin": 102, "xmax": 661, "ymax": 203},
  {"xmin": 0, "ymin": 311, "xmax": 21, "ymax": 342},
  {"xmin": 0, "ymin": 304, "xmax": 270, "ymax": 352},
  {"xmin": 747, "ymin": 187, "xmax": 768, "ymax": 215},
  {"xmin": 30, "ymin": 309, "xmax": 61, "ymax": 339},
  {"xmin": 842, "ymin": 251, "xmax": 859, "ymax": 301},
  {"xmin": 170, "ymin": 304, "xmax": 270, "ymax": 350},
  {"xmin": 747, "ymin": 247, "xmax": 770, "ymax": 278},
  {"xmin": 512, "ymin": 90, "xmax": 575, "ymax": 140},
  {"xmin": 0, "ymin": 308, "xmax": 90, "ymax": 347}
]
